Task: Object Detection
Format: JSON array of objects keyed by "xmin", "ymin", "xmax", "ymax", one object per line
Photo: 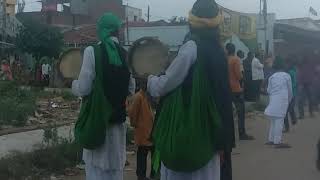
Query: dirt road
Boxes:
[
  {"xmin": 232, "ymin": 112, "xmax": 320, "ymax": 180},
  {"xmin": 67, "ymin": 112, "xmax": 320, "ymax": 180}
]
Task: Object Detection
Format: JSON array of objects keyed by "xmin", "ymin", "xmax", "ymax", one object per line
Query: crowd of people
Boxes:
[
  {"xmin": 70, "ymin": 0, "xmax": 319, "ymax": 180},
  {"xmin": 0, "ymin": 57, "xmax": 51, "ymax": 86},
  {"xmin": 231, "ymin": 45, "xmax": 320, "ymax": 149}
]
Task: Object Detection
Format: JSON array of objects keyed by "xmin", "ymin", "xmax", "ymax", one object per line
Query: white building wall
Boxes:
[
  {"xmin": 125, "ymin": 5, "xmax": 142, "ymax": 22},
  {"xmin": 125, "ymin": 25, "xmax": 189, "ymax": 51}
]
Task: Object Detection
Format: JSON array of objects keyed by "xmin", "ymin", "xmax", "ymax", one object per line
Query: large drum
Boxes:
[
  {"xmin": 128, "ymin": 37, "xmax": 170, "ymax": 76},
  {"xmin": 59, "ymin": 48, "xmax": 83, "ymax": 79}
]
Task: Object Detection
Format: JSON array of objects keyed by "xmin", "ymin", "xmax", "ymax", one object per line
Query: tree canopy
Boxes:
[{"xmin": 16, "ymin": 20, "xmax": 64, "ymax": 60}]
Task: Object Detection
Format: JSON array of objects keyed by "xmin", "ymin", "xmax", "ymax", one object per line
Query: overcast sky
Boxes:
[{"xmin": 24, "ymin": 0, "xmax": 320, "ymax": 20}]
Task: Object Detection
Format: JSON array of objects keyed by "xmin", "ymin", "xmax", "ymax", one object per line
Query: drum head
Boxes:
[
  {"xmin": 59, "ymin": 48, "xmax": 82, "ymax": 79},
  {"xmin": 129, "ymin": 37, "xmax": 169, "ymax": 76}
]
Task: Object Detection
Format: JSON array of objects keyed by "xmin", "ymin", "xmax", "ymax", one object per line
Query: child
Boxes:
[
  {"xmin": 265, "ymin": 57, "xmax": 292, "ymax": 148},
  {"xmin": 127, "ymin": 80, "xmax": 155, "ymax": 180}
]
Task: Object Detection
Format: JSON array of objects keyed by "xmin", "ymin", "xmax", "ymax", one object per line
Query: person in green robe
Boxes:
[
  {"xmin": 72, "ymin": 13, "xmax": 134, "ymax": 180},
  {"xmin": 147, "ymin": 0, "xmax": 235, "ymax": 179}
]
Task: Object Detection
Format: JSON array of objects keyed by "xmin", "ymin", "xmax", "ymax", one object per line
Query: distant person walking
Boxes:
[
  {"xmin": 284, "ymin": 58, "xmax": 298, "ymax": 132},
  {"xmin": 265, "ymin": 58, "xmax": 292, "ymax": 148},
  {"xmin": 251, "ymin": 53, "xmax": 264, "ymax": 101},
  {"xmin": 42, "ymin": 62, "xmax": 51, "ymax": 86},
  {"xmin": 243, "ymin": 52, "xmax": 255, "ymax": 101},
  {"xmin": 226, "ymin": 43, "xmax": 254, "ymax": 140},
  {"xmin": 297, "ymin": 56, "xmax": 315, "ymax": 119},
  {"xmin": 237, "ymin": 50, "xmax": 245, "ymax": 73}
]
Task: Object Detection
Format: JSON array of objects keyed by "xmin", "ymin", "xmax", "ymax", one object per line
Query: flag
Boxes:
[{"xmin": 310, "ymin": 7, "xmax": 318, "ymax": 16}]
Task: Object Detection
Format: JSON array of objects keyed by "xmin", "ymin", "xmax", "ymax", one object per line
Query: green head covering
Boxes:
[{"xmin": 97, "ymin": 13, "xmax": 123, "ymax": 66}]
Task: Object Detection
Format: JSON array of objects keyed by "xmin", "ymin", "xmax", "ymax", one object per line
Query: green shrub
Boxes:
[
  {"xmin": 0, "ymin": 141, "xmax": 82, "ymax": 179},
  {"xmin": 0, "ymin": 81, "xmax": 36, "ymax": 127}
]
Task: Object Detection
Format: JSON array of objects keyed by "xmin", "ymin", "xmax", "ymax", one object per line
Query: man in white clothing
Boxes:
[
  {"xmin": 147, "ymin": 0, "xmax": 235, "ymax": 180},
  {"xmin": 251, "ymin": 54, "xmax": 264, "ymax": 101},
  {"xmin": 71, "ymin": 13, "xmax": 134, "ymax": 180},
  {"xmin": 42, "ymin": 63, "xmax": 51, "ymax": 86},
  {"xmin": 265, "ymin": 57, "xmax": 292, "ymax": 149}
]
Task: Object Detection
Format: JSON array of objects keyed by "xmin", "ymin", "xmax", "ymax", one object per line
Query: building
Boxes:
[
  {"xmin": 7, "ymin": 0, "xmax": 16, "ymax": 16},
  {"xmin": 274, "ymin": 18, "xmax": 320, "ymax": 58},
  {"xmin": 0, "ymin": 0, "xmax": 21, "ymax": 42},
  {"xmin": 17, "ymin": 0, "xmax": 141, "ymax": 30},
  {"xmin": 220, "ymin": 6, "xmax": 275, "ymax": 54},
  {"xmin": 70, "ymin": 0, "xmax": 88, "ymax": 15},
  {"xmin": 220, "ymin": 6, "xmax": 258, "ymax": 51},
  {"xmin": 125, "ymin": 25, "xmax": 189, "ymax": 51},
  {"xmin": 124, "ymin": 5, "xmax": 142, "ymax": 22},
  {"xmin": 70, "ymin": 0, "xmax": 124, "ymax": 20},
  {"xmin": 256, "ymin": 13, "xmax": 276, "ymax": 56},
  {"xmin": 123, "ymin": 6, "xmax": 275, "ymax": 54}
]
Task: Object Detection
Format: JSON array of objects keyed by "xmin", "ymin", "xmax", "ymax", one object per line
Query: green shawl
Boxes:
[{"xmin": 153, "ymin": 55, "xmax": 221, "ymax": 172}]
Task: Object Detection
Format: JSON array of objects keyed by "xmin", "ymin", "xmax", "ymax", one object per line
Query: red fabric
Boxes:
[{"xmin": 1, "ymin": 64, "xmax": 13, "ymax": 80}]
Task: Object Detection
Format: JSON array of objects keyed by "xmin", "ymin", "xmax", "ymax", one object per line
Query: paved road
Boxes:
[
  {"xmin": 67, "ymin": 111, "xmax": 320, "ymax": 180},
  {"xmin": 0, "ymin": 125, "xmax": 73, "ymax": 158}
]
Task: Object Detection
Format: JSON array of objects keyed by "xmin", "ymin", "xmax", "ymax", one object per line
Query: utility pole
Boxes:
[
  {"xmin": 262, "ymin": 0, "xmax": 268, "ymax": 56},
  {"xmin": 147, "ymin": 5, "xmax": 150, "ymax": 22},
  {"xmin": 1, "ymin": 0, "xmax": 7, "ymax": 57}
]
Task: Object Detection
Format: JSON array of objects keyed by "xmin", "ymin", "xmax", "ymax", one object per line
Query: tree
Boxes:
[
  {"xmin": 16, "ymin": 20, "xmax": 63, "ymax": 83},
  {"xmin": 16, "ymin": 20, "xmax": 63, "ymax": 62}
]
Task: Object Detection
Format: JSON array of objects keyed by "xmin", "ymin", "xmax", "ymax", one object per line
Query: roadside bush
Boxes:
[
  {"xmin": 0, "ymin": 142, "xmax": 82, "ymax": 180},
  {"xmin": 0, "ymin": 81, "xmax": 36, "ymax": 127}
]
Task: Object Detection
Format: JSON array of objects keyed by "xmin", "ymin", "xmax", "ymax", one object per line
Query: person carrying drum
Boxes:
[
  {"xmin": 146, "ymin": 0, "xmax": 234, "ymax": 179},
  {"xmin": 71, "ymin": 13, "xmax": 134, "ymax": 180}
]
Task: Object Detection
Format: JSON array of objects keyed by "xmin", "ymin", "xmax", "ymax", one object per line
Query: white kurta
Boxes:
[
  {"xmin": 252, "ymin": 57, "xmax": 264, "ymax": 80},
  {"xmin": 72, "ymin": 43, "xmax": 135, "ymax": 180},
  {"xmin": 265, "ymin": 72, "xmax": 292, "ymax": 118},
  {"xmin": 147, "ymin": 40, "xmax": 220, "ymax": 180},
  {"xmin": 265, "ymin": 72, "xmax": 292, "ymax": 145}
]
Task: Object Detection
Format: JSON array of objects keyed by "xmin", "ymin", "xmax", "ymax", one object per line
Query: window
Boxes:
[
  {"xmin": 239, "ymin": 16, "xmax": 252, "ymax": 34},
  {"xmin": 134, "ymin": 15, "xmax": 137, "ymax": 22},
  {"xmin": 222, "ymin": 11, "xmax": 232, "ymax": 33}
]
